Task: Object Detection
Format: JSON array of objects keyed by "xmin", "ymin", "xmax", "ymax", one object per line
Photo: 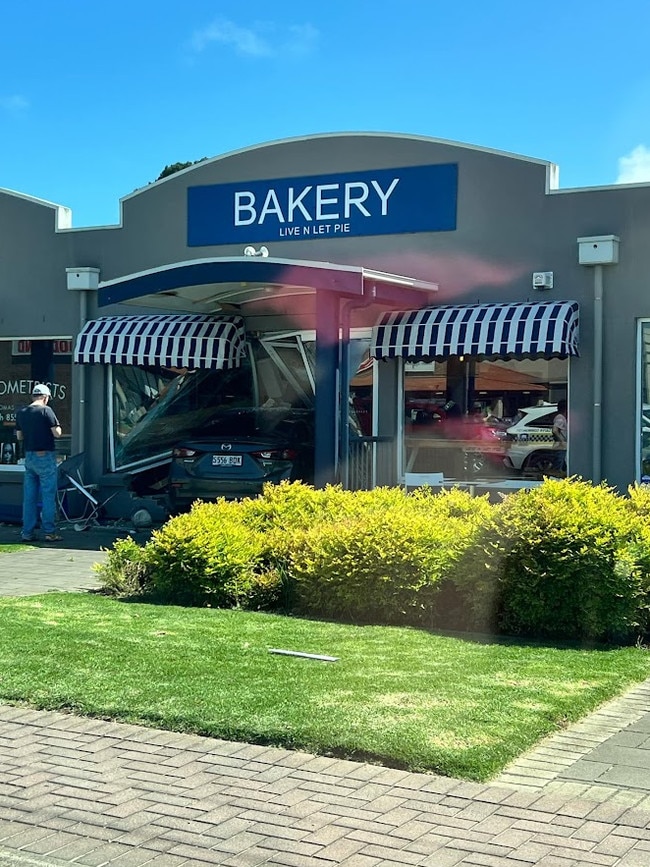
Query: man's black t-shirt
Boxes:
[{"xmin": 16, "ymin": 404, "xmax": 60, "ymax": 452}]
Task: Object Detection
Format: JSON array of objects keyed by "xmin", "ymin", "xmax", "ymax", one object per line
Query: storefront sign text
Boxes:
[
  {"xmin": 187, "ymin": 164, "xmax": 458, "ymax": 246},
  {"xmin": 0, "ymin": 379, "xmax": 67, "ymax": 401}
]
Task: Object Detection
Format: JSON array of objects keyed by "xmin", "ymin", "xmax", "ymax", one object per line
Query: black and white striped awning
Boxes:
[
  {"xmin": 74, "ymin": 314, "xmax": 246, "ymax": 370},
  {"xmin": 371, "ymin": 301, "xmax": 579, "ymax": 361}
]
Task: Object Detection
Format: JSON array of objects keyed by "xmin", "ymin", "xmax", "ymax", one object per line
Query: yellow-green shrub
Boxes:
[
  {"xmin": 240, "ymin": 480, "xmax": 359, "ymax": 531},
  {"xmin": 97, "ymin": 482, "xmax": 492, "ymax": 617},
  {"xmin": 97, "ymin": 483, "xmax": 355, "ymax": 608},
  {"xmin": 147, "ymin": 500, "xmax": 270, "ymax": 606},
  {"xmin": 453, "ymin": 478, "xmax": 650, "ymax": 642},
  {"xmin": 627, "ymin": 483, "xmax": 650, "ymax": 521},
  {"xmin": 94, "ymin": 536, "xmax": 150, "ymax": 597},
  {"xmin": 284, "ymin": 487, "xmax": 489, "ymax": 626},
  {"xmin": 96, "ymin": 478, "xmax": 650, "ymax": 642},
  {"xmin": 96, "ymin": 500, "xmax": 269, "ymax": 607}
]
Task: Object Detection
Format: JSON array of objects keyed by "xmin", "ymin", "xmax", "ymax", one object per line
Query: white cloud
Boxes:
[
  {"xmin": 616, "ymin": 145, "xmax": 650, "ymax": 184},
  {"xmin": 191, "ymin": 19, "xmax": 271, "ymax": 57},
  {"xmin": 189, "ymin": 18, "xmax": 318, "ymax": 59},
  {"xmin": 283, "ymin": 24, "xmax": 319, "ymax": 57},
  {"xmin": 0, "ymin": 94, "xmax": 29, "ymax": 112}
]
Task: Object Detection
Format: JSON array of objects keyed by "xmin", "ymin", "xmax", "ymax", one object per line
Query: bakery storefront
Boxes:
[{"xmin": 0, "ymin": 132, "xmax": 647, "ymax": 522}]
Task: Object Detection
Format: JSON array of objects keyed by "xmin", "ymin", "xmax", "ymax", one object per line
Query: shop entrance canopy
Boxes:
[
  {"xmin": 97, "ymin": 257, "xmax": 440, "ymax": 318},
  {"xmin": 93, "ymin": 256, "xmax": 439, "ymax": 488},
  {"xmin": 371, "ymin": 300, "xmax": 580, "ymax": 361}
]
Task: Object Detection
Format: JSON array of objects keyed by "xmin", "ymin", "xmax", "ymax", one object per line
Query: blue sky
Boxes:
[{"xmin": 3, "ymin": 0, "xmax": 650, "ymax": 228}]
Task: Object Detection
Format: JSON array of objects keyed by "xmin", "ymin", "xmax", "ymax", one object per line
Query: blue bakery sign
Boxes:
[{"xmin": 187, "ymin": 164, "xmax": 458, "ymax": 246}]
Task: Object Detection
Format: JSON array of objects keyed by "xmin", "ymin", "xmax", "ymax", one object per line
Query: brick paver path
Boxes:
[
  {"xmin": 2, "ymin": 705, "xmax": 650, "ymax": 866},
  {"xmin": 497, "ymin": 679, "xmax": 650, "ymax": 796}
]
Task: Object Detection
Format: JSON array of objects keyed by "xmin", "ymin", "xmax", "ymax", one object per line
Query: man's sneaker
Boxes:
[
  {"xmin": 44, "ymin": 534, "xmax": 63, "ymax": 542},
  {"xmin": 20, "ymin": 534, "xmax": 36, "ymax": 543}
]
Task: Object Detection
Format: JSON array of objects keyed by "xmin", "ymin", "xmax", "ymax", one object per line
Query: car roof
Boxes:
[
  {"xmin": 506, "ymin": 404, "xmax": 558, "ymax": 433},
  {"xmin": 519, "ymin": 403, "xmax": 557, "ymax": 416}
]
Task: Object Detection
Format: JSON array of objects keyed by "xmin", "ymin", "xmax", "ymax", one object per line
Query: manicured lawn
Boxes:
[
  {"xmin": 0, "ymin": 544, "xmax": 24, "ymax": 553},
  {"xmin": 0, "ymin": 592, "xmax": 649, "ymax": 781}
]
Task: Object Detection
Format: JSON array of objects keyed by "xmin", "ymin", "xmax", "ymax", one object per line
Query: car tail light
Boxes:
[
  {"xmin": 252, "ymin": 448, "xmax": 297, "ymax": 461},
  {"xmin": 173, "ymin": 447, "xmax": 197, "ymax": 457}
]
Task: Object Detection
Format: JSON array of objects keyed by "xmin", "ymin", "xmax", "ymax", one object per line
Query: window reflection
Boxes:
[
  {"xmin": 404, "ymin": 357, "xmax": 568, "ymax": 482},
  {"xmin": 0, "ymin": 338, "xmax": 72, "ymax": 466},
  {"xmin": 349, "ymin": 339, "xmax": 373, "ymax": 436},
  {"xmin": 639, "ymin": 322, "xmax": 650, "ymax": 482}
]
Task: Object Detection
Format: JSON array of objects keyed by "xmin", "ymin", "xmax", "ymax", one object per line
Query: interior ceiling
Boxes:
[
  {"xmin": 118, "ymin": 282, "xmax": 313, "ymax": 314},
  {"xmin": 352, "ymin": 363, "xmax": 548, "ymax": 391},
  {"xmin": 120, "ymin": 291, "xmax": 403, "ymax": 335}
]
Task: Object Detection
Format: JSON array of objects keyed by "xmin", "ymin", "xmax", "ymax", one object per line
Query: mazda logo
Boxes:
[{"xmin": 221, "ymin": 443, "xmax": 232, "ymax": 451}]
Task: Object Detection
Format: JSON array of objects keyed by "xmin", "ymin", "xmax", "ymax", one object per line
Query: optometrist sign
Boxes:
[{"xmin": 187, "ymin": 164, "xmax": 457, "ymax": 246}]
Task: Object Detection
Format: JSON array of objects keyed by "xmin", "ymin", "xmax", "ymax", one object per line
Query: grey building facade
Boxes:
[{"xmin": 0, "ymin": 132, "xmax": 647, "ymax": 521}]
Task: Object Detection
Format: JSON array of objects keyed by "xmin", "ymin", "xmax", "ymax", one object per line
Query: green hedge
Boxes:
[
  {"xmin": 284, "ymin": 487, "xmax": 489, "ymax": 626},
  {"xmin": 451, "ymin": 478, "xmax": 650, "ymax": 642},
  {"xmin": 95, "ymin": 483, "xmax": 359, "ymax": 607},
  {"xmin": 96, "ymin": 500, "xmax": 271, "ymax": 608},
  {"xmin": 95, "ymin": 479, "xmax": 650, "ymax": 644}
]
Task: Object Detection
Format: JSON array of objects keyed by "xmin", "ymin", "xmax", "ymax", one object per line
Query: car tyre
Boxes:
[{"xmin": 524, "ymin": 450, "xmax": 557, "ymax": 475}]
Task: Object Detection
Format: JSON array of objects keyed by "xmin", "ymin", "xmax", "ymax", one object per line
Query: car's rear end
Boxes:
[
  {"xmin": 167, "ymin": 408, "xmax": 314, "ymax": 509},
  {"xmin": 169, "ymin": 437, "xmax": 302, "ymax": 507}
]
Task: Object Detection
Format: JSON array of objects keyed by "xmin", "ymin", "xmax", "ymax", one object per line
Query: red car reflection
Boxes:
[{"xmin": 407, "ymin": 408, "xmax": 510, "ymax": 477}]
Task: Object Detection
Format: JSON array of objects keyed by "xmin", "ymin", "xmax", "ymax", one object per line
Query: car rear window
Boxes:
[{"xmin": 204, "ymin": 408, "xmax": 313, "ymax": 438}]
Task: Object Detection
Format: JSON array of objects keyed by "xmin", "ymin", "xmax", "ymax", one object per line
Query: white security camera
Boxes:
[{"xmin": 243, "ymin": 245, "xmax": 270, "ymax": 258}]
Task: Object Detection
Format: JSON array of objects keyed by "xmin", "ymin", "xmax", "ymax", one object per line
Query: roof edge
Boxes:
[
  {"xmin": 120, "ymin": 131, "xmax": 558, "ymax": 208},
  {"xmin": 0, "ymin": 186, "xmax": 72, "ymax": 230}
]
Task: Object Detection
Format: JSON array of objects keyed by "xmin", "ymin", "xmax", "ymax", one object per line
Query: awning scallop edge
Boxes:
[
  {"xmin": 371, "ymin": 300, "xmax": 579, "ymax": 361},
  {"xmin": 73, "ymin": 313, "xmax": 246, "ymax": 370}
]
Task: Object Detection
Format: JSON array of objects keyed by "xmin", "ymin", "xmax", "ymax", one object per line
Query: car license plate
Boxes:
[{"xmin": 212, "ymin": 455, "xmax": 243, "ymax": 467}]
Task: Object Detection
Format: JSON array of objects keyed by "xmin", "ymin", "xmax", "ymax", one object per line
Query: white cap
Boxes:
[{"xmin": 32, "ymin": 383, "xmax": 51, "ymax": 397}]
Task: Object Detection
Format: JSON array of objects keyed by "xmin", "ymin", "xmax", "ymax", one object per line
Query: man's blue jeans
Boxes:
[
  {"xmin": 23, "ymin": 451, "xmax": 58, "ymax": 536},
  {"xmin": 552, "ymin": 448, "xmax": 567, "ymax": 473}
]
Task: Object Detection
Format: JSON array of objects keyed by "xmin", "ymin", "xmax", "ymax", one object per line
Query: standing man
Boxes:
[
  {"xmin": 15, "ymin": 384, "xmax": 63, "ymax": 543},
  {"xmin": 551, "ymin": 398, "xmax": 568, "ymax": 476}
]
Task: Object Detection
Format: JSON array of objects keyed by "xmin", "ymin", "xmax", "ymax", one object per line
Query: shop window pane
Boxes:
[
  {"xmin": 639, "ymin": 322, "xmax": 650, "ymax": 481},
  {"xmin": 112, "ymin": 359, "xmax": 256, "ymax": 469},
  {"xmin": 0, "ymin": 338, "xmax": 72, "ymax": 467},
  {"xmin": 256, "ymin": 336, "xmax": 315, "ymax": 406},
  {"xmin": 349, "ymin": 340, "xmax": 373, "ymax": 436},
  {"xmin": 404, "ymin": 357, "xmax": 568, "ymax": 482},
  {"xmin": 110, "ymin": 334, "xmax": 318, "ymax": 472}
]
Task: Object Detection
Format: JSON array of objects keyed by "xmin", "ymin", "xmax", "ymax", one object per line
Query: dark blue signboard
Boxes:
[{"xmin": 187, "ymin": 163, "xmax": 457, "ymax": 246}]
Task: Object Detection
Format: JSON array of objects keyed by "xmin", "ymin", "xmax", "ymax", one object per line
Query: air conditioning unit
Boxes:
[{"xmin": 532, "ymin": 271, "xmax": 553, "ymax": 290}]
